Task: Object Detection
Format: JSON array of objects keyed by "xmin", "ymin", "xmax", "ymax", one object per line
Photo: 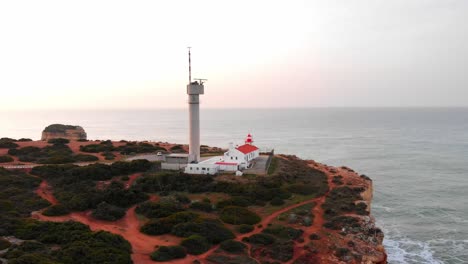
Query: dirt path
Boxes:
[
  {"xmin": 31, "ymin": 162, "xmax": 348, "ymax": 264},
  {"xmin": 285, "ymin": 162, "xmax": 336, "ymax": 264},
  {"xmin": 36, "ymin": 180, "xmax": 58, "ymax": 205},
  {"xmin": 125, "ymin": 173, "xmax": 142, "ymax": 189},
  {"xmin": 33, "ymin": 180, "xmax": 183, "ymax": 264}
]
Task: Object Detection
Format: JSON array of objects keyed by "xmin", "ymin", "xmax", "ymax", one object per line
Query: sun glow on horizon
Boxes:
[{"xmin": 1, "ymin": 0, "xmax": 467, "ymax": 110}]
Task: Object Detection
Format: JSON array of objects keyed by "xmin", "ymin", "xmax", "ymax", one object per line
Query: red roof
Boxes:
[
  {"xmin": 215, "ymin": 162, "xmax": 238, "ymax": 165},
  {"xmin": 236, "ymin": 144, "xmax": 259, "ymax": 154}
]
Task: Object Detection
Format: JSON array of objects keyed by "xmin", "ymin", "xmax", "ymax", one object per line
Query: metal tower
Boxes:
[{"xmin": 186, "ymin": 48, "xmax": 205, "ymax": 163}]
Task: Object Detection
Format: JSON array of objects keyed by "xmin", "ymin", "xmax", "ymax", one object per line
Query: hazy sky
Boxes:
[{"xmin": 0, "ymin": 0, "xmax": 467, "ymax": 110}]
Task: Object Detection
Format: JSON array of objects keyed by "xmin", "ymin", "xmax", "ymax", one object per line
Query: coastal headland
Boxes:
[{"xmin": 0, "ymin": 138, "xmax": 386, "ymax": 264}]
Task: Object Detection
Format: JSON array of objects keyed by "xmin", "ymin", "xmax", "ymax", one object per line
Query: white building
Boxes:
[
  {"xmin": 184, "ymin": 134, "xmax": 260, "ymax": 175},
  {"xmin": 223, "ymin": 134, "xmax": 260, "ymax": 170}
]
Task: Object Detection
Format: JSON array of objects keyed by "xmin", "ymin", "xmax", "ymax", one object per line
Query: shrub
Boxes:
[
  {"xmin": 42, "ymin": 204, "xmax": 70, "ymax": 216},
  {"xmin": 135, "ymin": 201, "xmax": 183, "ymax": 218},
  {"xmin": 323, "ymin": 216, "xmax": 360, "ymax": 231},
  {"xmin": 175, "ymin": 194, "xmax": 191, "ymax": 204},
  {"xmin": 220, "ymin": 206, "xmax": 261, "ymax": 225},
  {"xmin": 237, "ymin": 224, "xmax": 254, "ymax": 234},
  {"xmin": 141, "ymin": 218, "xmax": 174, "ymax": 235},
  {"xmin": 270, "ymin": 197, "xmax": 284, "ymax": 206},
  {"xmin": 216, "ymin": 196, "xmax": 251, "ymax": 209},
  {"xmin": 47, "ymin": 138, "xmax": 70, "ymax": 144},
  {"xmin": 0, "ymin": 138, "xmax": 19, "ymax": 149},
  {"xmin": 171, "ymin": 218, "xmax": 234, "ymax": 244},
  {"xmin": 121, "ymin": 175, "xmax": 130, "ymax": 181},
  {"xmin": 322, "ymin": 186, "xmax": 364, "ymax": 219},
  {"xmin": 244, "ymin": 233, "xmax": 276, "ymax": 245},
  {"xmin": 189, "ymin": 201, "xmax": 212, "ymax": 212},
  {"xmin": 103, "ymin": 152, "xmax": 116, "ymax": 160},
  {"xmin": 0, "ymin": 238, "xmax": 11, "ymax": 250},
  {"xmin": 220, "ymin": 240, "xmax": 246, "ymax": 253},
  {"xmin": 43, "ymin": 124, "xmax": 79, "ymax": 133},
  {"xmin": 91, "ymin": 202, "xmax": 126, "ymax": 221},
  {"xmin": 0, "ymin": 155, "xmax": 14, "ymax": 163},
  {"xmin": 268, "ymin": 241, "xmax": 294, "ymax": 262},
  {"xmin": 151, "ymin": 246, "xmax": 186, "ymax": 261},
  {"xmin": 17, "ymin": 138, "xmax": 33, "ymax": 142},
  {"xmin": 74, "ymin": 154, "xmax": 99, "ymax": 162},
  {"xmin": 263, "ymin": 225, "xmax": 303, "ymax": 240},
  {"xmin": 181, "ymin": 235, "xmax": 211, "ymax": 255},
  {"xmin": 309, "ymin": 233, "xmax": 320, "ymax": 240}
]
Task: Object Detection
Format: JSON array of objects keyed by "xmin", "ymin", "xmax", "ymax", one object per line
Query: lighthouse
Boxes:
[{"xmin": 187, "ymin": 48, "xmax": 205, "ymax": 163}]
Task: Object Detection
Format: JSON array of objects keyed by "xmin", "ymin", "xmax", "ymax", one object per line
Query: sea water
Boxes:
[{"xmin": 1, "ymin": 108, "xmax": 467, "ymax": 264}]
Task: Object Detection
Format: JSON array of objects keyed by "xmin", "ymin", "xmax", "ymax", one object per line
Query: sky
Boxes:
[{"xmin": 0, "ymin": 0, "xmax": 467, "ymax": 110}]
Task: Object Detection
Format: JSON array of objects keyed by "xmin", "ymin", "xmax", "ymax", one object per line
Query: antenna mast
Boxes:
[{"xmin": 188, "ymin": 47, "xmax": 192, "ymax": 83}]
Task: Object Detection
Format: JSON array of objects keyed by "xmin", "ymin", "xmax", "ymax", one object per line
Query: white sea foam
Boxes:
[{"xmin": 384, "ymin": 237, "xmax": 442, "ymax": 264}]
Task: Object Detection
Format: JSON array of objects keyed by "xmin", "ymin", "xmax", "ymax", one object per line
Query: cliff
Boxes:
[{"xmin": 41, "ymin": 124, "xmax": 87, "ymax": 141}]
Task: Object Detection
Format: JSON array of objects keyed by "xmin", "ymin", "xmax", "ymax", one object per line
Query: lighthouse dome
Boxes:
[{"xmin": 245, "ymin": 133, "xmax": 253, "ymax": 144}]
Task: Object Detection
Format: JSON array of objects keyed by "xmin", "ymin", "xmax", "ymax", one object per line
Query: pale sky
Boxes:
[{"xmin": 0, "ymin": 0, "xmax": 467, "ymax": 110}]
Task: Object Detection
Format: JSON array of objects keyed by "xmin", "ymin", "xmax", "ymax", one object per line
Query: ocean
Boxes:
[{"xmin": 1, "ymin": 108, "xmax": 467, "ymax": 264}]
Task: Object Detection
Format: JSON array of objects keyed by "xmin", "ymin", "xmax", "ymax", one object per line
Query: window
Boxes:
[
  {"xmin": 236, "ymin": 157, "xmax": 238, "ymax": 160},
  {"xmin": 190, "ymin": 167, "xmax": 192, "ymax": 170},
  {"xmin": 231, "ymin": 157, "xmax": 233, "ymax": 160},
  {"xmin": 197, "ymin": 167, "xmax": 199, "ymax": 170},
  {"xmin": 202, "ymin": 168, "xmax": 206, "ymax": 170}
]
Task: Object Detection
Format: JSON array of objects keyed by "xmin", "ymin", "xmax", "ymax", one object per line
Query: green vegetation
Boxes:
[
  {"xmin": 91, "ymin": 202, "xmax": 126, "ymax": 221},
  {"xmin": 216, "ymin": 196, "xmax": 251, "ymax": 209},
  {"xmin": 42, "ymin": 204, "xmax": 70, "ymax": 216},
  {"xmin": 270, "ymin": 197, "xmax": 285, "ymax": 206},
  {"xmin": 169, "ymin": 144, "xmax": 186, "ymax": 153},
  {"xmin": 267, "ymin": 156, "xmax": 279, "ymax": 175},
  {"xmin": 322, "ymin": 186, "xmax": 365, "ymax": 219},
  {"xmin": 30, "ymin": 161, "xmax": 152, "ymax": 212},
  {"xmin": 189, "ymin": 201, "xmax": 213, "ymax": 212},
  {"xmin": 323, "ymin": 216, "xmax": 360, "ymax": 231},
  {"xmin": 243, "ymin": 233, "xmax": 276, "ymax": 245},
  {"xmin": 171, "ymin": 218, "xmax": 235, "ymax": 243},
  {"xmin": 135, "ymin": 200, "xmax": 183, "ymax": 218},
  {"xmin": 237, "ymin": 224, "xmax": 254, "ymax": 234},
  {"xmin": 151, "ymin": 246, "xmax": 186, "ymax": 262},
  {"xmin": 180, "ymin": 235, "xmax": 211, "ymax": 255},
  {"xmin": 47, "ymin": 138, "xmax": 70, "ymax": 144},
  {"xmin": 0, "ymin": 138, "xmax": 19, "ymax": 149},
  {"xmin": 103, "ymin": 151, "xmax": 116, "ymax": 160},
  {"xmin": 7, "ymin": 141, "xmax": 98, "ymax": 164},
  {"xmin": 278, "ymin": 202, "xmax": 315, "ymax": 225},
  {"xmin": 0, "ymin": 168, "xmax": 132, "ymax": 263},
  {"xmin": 0, "ymin": 238, "xmax": 11, "ymax": 250},
  {"xmin": 80, "ymin": 141, "xmax": 165, "ymax": 155},
  {"xmin": 0, "ymin": 155, "xmax": 14, "ymax": 163},
  {"xmin": 220, "ymin": 206, "xmax": 261, "ymax": 225},
  {"xmin": 220, "ymin": 239, "xmax": 247, "ymax": 253},
  {"xmin": 43, "ymin": 124, "xmax": 79, "ymax": 133},
  {"xmin": 262, "ymin": 225, "xmax": 303, "ymax": 240}
]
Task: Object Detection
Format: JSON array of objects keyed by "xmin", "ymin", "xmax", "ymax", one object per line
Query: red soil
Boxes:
[
  {"xmin": 31, "ymin": 159, "xmax": 385, "ymax": 264},
  {"xmin": 33, "ymin": 180, "xmax": 183, "ymax": 264},
  {"xmin": 126, "ymin": 173, "xmax": 143, "ymax": 189}
]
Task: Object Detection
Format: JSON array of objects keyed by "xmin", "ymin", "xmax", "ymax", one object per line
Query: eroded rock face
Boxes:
[{"xmin": 41, "ymin": 124, "xmax": 87, "ymax": 141}]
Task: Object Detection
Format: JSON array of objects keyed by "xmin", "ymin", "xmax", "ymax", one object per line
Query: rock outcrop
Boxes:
[{"xmin": 41, "ymin": 124, "xmax": 87, "ymax": 141}]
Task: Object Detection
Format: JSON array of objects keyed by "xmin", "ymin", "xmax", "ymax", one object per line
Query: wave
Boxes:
[{"xmin": 384, "ymin": 237, "xmax": 442, "ymax": 264}]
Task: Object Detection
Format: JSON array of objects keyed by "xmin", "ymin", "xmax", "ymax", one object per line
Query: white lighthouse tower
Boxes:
[{"xmin": 187, "ymin": 48, "xmax": 205, "ymax": 163}]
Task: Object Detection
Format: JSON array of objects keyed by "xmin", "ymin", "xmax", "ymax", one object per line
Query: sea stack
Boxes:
[{"xmin": 41, "ymin": 124, "xmax": 87, "ymax": 141}]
